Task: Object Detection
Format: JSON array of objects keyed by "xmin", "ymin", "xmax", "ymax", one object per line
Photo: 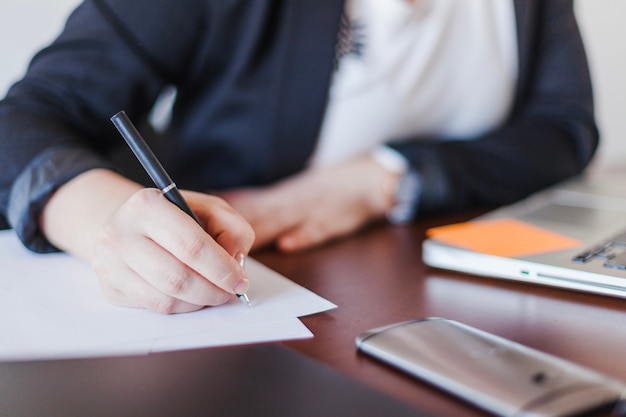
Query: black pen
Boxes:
[{"xmin": 110, "ymin": 110, "xmax": 251, "ymax": 307}]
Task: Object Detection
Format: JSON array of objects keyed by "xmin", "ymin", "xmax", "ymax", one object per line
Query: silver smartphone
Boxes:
[{"xmin": 356, "ymin": 318, "xmax": 626, "ymax": 417}]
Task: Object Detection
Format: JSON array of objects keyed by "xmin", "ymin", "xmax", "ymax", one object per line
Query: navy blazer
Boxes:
[{"xmin": 0, "ymin": 0, "xmax": 597, "ymax": 251}]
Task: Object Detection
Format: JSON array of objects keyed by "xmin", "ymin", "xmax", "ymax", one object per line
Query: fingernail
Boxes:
[
  {"xmin": 279, "ymin": 237, "xmax": 298, "ymax": 252},
  {"xmin": 234, "ymin": 278, "xmax": 249, "ymax": 295},
  {"xmin": 236, "ymin": 252, "xmax": 246, "ymax": 269}
]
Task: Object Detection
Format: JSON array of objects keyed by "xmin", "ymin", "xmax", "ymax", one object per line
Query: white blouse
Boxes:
[{"xmin": 309, "ymin": 0, "xmax": 518, "ymax": 168}]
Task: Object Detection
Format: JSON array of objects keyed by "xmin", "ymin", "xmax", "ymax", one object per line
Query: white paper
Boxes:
[{"xmin": 0, "ymin": 230, "xmax": 335, "ymax": 361}]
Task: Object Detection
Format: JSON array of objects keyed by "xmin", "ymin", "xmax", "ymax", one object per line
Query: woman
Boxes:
[{"xmin": 0, "ymin": 0, "xmax": 597, "ymax": 312}]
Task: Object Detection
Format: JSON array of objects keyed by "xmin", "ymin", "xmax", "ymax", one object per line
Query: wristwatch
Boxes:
[
  {"xmin": 370, "ymin": 146, "xmax": 422, "ymax": 225},
  {"xmin": 387, "ymin": 169, "xmax": 421, "ymax": 225}
]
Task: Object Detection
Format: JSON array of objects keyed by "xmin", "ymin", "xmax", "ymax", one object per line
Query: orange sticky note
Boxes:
[{"xmin": 426, "ymin": 218, "xmax": 582, "ymax": 258}]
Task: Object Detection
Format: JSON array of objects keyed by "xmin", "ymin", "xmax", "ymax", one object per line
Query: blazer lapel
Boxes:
[{"xmin": 267, "ymin": 0, "xmax": 345, "ymax": 181}]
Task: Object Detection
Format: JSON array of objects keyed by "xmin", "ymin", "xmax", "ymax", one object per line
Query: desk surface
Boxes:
[
  {"xmin": 3, "ymin": 212, "xmax": 626, "ymax": 416},
  {"xmin": 254, "ymin": 213, "xmax": 626, "ymax": 417}
]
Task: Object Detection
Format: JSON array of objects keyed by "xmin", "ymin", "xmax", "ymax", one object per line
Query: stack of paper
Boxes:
[{"xmin": 0, "ymin": 230, "xmax": 336, "ymax": 361}]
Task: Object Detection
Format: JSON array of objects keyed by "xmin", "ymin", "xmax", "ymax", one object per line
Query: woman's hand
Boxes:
[
  {"xmin": 219, "ymin": 154, "xmax": 398, "ymax": 252},
  {"xmin": 91, "ymin": 189, "xmax": 254, "ymax": 313},
  {"xmin": 40, "ymin": 169, "xmax": 254, "ymax": 314}
]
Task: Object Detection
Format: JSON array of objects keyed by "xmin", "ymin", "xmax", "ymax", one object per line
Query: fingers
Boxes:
[
  {"xmin": 125, "ymin": 231, "xmax": 234, "ymax": 305},
  {"xmin": 92, "ymin": 188, "xmax": 250, "ymax": 313},
  {"xmin": 276, "ymin": 230, "xmax": 316, "ymax": 252},
  {"xmin": 222, "ymin": 163, "xmax": 377, "ymax": 252},
  {"xmin": 219, "ymin": 188, "xmax": 302, "ymax": 250},
  {"xmin": 140, "ymin": 202, "xmax": 249, "ymax": 295},
  {"xmin": 276, "ymin": 213, "xmax": 359, "ymax": 252},
  {"xmin": 95, "ymin": 258, "xmax": 205, "ymax": 314},
  {"xmin": 219, "ymin": 155, "xmax": 392, "ymax": 253},
  {"xmin": 184, "ymin": 191, "xmax": 255, "ymax": 259}
]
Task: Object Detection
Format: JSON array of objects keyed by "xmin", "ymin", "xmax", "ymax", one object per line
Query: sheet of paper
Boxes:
[
  {"xmin": 0, "ymin": 230, "xmax": 335, "ymax": 361},
  {"xmin": 40, "ymin": 318, "xmax": 313, "ymax": 360},
  {"xmin": 426, "ymin": 218, "xmax": 582, "ymax": 258},
  {"xmin": 150, "ymin": 318, "xmax": 313, "ymax": 352}
]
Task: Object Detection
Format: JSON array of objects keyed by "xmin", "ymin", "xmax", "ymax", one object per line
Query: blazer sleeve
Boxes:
[
  {"xmin": 388, "ymin": 0, "xmax": 598, "ymax": 216},
  {"xmin": 0, "ymin": 0, "xmax": 207, "ymax": 251}
]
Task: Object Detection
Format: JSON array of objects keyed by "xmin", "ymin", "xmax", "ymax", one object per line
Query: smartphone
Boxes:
[{"xmin": 356, "ymin": 318, "xmax": 626, "ymax": 417}]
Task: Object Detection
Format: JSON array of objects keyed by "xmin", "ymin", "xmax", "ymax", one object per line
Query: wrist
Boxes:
[
  {"xmin": 386, "ymin": 169, "xmax": 421, "ymax": 224},
  {"xmin": 365, "ymin": 150, "xmax": 400, "ymax": 218},
  {"xmin": 369, "ymin": 146, "xmax": 421, "ymax": 224},
  {"xmin": 40, "ymin": 169, "xmax": 142, "ymax": 260}
]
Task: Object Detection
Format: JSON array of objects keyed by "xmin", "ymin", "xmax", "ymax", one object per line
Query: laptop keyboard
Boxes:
[{"xmin": 572, "ymin": 231, "xmax": 626, "ymax": 270}]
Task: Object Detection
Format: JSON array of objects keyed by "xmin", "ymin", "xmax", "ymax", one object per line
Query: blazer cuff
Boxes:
[{"xmin": 7, "ymin": 145, "xmax": 115, "ymax": 253}]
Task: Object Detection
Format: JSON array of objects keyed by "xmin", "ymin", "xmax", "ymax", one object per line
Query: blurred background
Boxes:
[{"xmin": 1, "ymin": 1, "xmax": 625, "ymax": 169}]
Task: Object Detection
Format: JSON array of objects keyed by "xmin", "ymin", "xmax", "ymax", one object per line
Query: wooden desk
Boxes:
[{"xmin": 255, "ymin": 214, "xmax": 626, "ymax": 417}]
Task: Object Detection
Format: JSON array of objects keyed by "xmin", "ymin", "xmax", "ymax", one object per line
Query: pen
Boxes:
[{"xmin": 110, "ymin": 110, "xmax": 251, "ymax": 307}]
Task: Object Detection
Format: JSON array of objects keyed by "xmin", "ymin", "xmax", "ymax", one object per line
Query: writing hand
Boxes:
[{"xmin": 91, "ymin": 189, "xmax": 254, "ymax": 313}]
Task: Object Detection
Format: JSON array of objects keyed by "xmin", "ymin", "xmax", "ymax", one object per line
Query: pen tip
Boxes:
[{"xmin": 237, "ymin": 293, "xmax": 251, "ymax": 307}]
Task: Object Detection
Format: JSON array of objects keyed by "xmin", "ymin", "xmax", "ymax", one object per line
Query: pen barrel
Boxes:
[
  {"xmin": 163, "ymin": 187, "xmax": 202, "ymax": 226},
  {"xmin": 110, "ymin": 110, "xmax": 202, "ymax": 226},
  {"xmin": 110, "ymin": 111, "xmax": 173, "ymax": 190}
]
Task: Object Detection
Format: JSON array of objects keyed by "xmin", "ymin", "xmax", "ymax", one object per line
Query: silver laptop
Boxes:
[{"xmin": 422, "ymin": 168, "xmax": 626, "ymax": 298}]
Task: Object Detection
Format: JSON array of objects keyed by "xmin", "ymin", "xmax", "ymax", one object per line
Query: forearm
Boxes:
[
  {"xmin": 391, "ymin": 120, "xmax": 590, "ymax": 215},
  {"xmin": 40, "ymin": 169, "xmax": 142, "ymax": 261},
  {"xmin": 0, "ymin": 0, "xmax": 200, "ymax": 247}
]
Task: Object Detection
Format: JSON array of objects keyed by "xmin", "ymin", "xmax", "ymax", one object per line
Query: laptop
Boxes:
[{"xmin": 422, "ymin": 168, "xmax": 626, "ymax": 298}]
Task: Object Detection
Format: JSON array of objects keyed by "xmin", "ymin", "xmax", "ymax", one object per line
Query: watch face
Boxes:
[{"xmin": 387, "ymin": 171, "xmax": 421, "ymax": 224}]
